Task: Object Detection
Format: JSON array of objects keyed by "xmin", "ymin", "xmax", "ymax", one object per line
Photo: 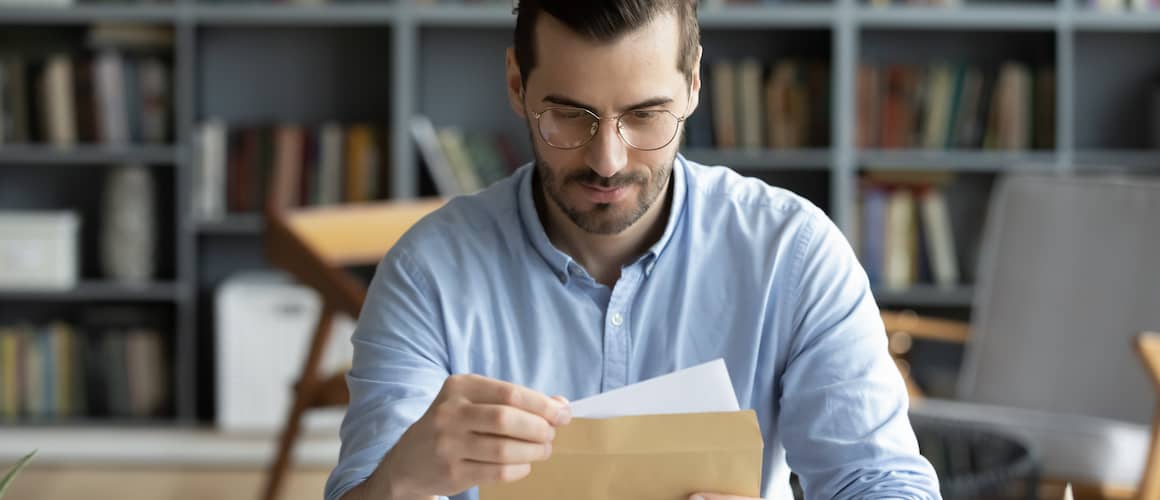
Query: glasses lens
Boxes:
[
  {"xmin": 618, "ymin": 110, "xmax": 680, "ymax": 151},
  {"xmin": 539, "ymin": 108, "xmax": 597, "ymax": 149}
]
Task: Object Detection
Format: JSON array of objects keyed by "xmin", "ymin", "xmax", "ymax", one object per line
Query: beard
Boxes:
[{"xmin": 532, "ymin": 143, "xmax": 675, "ymax": 235}]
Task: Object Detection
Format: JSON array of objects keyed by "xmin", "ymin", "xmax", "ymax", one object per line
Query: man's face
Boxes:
[{"xmin": 506, "ymin": 12, "xmax": 700, "ymax": 235}]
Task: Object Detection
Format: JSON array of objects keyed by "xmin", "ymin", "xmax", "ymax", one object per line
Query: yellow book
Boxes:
[
  {"xmin": 344, "ymin": 125, "xmax": 373, "ymax": 203},
  {"xmin": 0, "ymin": 328, "xmax": 18, "ymax": 420}
]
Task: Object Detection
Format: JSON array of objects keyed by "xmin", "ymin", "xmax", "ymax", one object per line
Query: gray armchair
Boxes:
[{"xmin": 882, "ymin": 174, "xmax": 1160, "ymax": 498}]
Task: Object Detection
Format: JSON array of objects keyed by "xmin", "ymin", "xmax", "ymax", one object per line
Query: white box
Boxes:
[
  {"xmin": 215, "ymin": 271, "xmax": 355, "ymax": 434},
  {"xmin": 0, "ymin": 211, "xmax": 80, "ymax": 290}
]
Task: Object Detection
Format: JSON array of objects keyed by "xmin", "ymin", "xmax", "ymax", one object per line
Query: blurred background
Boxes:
[{"xmin": 1, "ymin": 0, "xmax": 1159, "ymax": 498}]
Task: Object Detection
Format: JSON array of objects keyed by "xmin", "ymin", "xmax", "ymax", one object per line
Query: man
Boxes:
[{"xmin": 326, "ymin": 1, "xmax": 940, "ymax": 499}]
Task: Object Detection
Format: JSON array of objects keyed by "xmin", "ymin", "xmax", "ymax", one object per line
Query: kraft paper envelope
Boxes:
[
  {"xmin": 480, "ymin": 359, "xmax": 764, "ymax": 500},
  {"xmin": 479, "ymin": 410, "xmax": 763, "ymax": 500}
]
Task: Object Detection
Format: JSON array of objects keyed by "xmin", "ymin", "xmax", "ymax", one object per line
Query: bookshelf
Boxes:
[{"xmin": 1, "ymin": 0, "xmax": 1158, "ymax": 436}]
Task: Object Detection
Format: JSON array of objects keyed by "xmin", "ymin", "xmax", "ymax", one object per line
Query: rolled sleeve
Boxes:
[
  {"xmin": 324, "ymin": 247, "xmax": 450, "ymax": 500},
  {"xmin": 778, "ymin": 211, "xmax": 941, "ymax": 499}
]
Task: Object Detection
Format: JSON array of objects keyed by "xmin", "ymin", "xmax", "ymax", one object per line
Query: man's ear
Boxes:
[
  {"xmin": 505, "ymin": 47, "xmax": 527, "ymax": 119},
  {"xmin": 686, "ymin": 44, "xmax": 703, "ymax": 116}
]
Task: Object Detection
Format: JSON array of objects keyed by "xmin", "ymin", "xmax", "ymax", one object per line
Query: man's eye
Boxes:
[
  {"xmin": 558, "ymin": 110, "xmax": 586, "ymax": 119},
  {"xmin": 632, "ymin": 111, "xmax": 661, "ymax": 121}
]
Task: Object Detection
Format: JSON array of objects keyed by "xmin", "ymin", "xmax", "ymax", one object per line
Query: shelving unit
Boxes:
[{"xmin": 2, "ymin": 0, "xmax": 1158, "ymax": 434}]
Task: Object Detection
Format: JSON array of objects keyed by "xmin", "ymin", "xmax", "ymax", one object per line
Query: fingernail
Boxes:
[
  {"xmin": 690, "ymin": 495, "xmax": 706, "ymax": 500},
  {"xmin": 555, "ymin": 404, "xmax": 572, "ymax": 425},
  {"xmin": 544, "ymin": 442, "xmax": 553, "ymax": 458}
]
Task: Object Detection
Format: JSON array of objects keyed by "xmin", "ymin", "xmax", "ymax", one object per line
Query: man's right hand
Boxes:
[{"xmin": 372, "ymin": 374, "xmax": 572, "ymax": 500}]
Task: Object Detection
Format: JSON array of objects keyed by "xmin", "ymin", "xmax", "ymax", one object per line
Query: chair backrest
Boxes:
[
  {"xmin": 265, "ymin": 199, "xmax": 445, "ymax": 318},
  {"xmin": 958, "ymin": 174, "xmax": 1160, "ymax": 425}
]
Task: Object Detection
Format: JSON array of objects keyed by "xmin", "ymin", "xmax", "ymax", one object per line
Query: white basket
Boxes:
[{"xmin": 0, "ymin": 211, "xmax": 80, "ymax": 290}]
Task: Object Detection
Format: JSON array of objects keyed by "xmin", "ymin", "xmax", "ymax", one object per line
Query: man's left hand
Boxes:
[{"xmin": 689, "ymin": 494, "xmax": 761, "ymax": 500}]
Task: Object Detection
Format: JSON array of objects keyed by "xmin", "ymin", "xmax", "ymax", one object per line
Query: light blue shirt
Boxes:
[{"xmin": 325, "ymin": 154, "xmax": 940, "ymax": 500}]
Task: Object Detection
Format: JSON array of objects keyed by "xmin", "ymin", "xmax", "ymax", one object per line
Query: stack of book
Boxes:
[
  {"xmin": 856, "ymin": 62, "xmax": 1055, "ymax": 151},
  {"xmin": 0, "ymin": 23, "xmax": 174, "ymax": 147},
  {"xmin": 853, "ymin": 171, "xmax": 981, "ymax": 292},
  {"xmin": 409, "ymin": 115, "xmax": 521, "ymax": 197},
  {"xmin": 686, "ymin": 58, "xmax": 830, "ymax": 150},
  {"xmin": 193, "ymin": 121, "xmax": 391, "ymax": 221},
  {"xmin": 0, "ymin": 309, "xmax": 169, "ymax": 422}
]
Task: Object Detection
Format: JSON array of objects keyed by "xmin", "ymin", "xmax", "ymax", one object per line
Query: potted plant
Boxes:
[{"xmin": 0, "ymin": 451, "xmax": 36, "ymax": 499}]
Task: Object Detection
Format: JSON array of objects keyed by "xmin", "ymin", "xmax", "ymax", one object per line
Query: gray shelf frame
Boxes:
[
  {"xmin": 0, "ymin": 281, "xmax": 185, "ymax": 302},
  {"xmin": 5, "ymin": 0, "xmax": 1160, "ymax": 428},
  {"xmin": 0, "ymin": 145, "xmax": 179, "ymax": 165}
]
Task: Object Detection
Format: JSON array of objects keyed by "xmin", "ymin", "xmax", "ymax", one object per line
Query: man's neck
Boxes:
[{"xmin": 536, "ymin": 169, "xmax": 674, "ymax": 288}]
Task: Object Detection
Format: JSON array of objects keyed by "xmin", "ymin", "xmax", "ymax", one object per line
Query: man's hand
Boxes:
[
  {"xmin": 374, "ymin": 374, "xmax": 572, "ymax": 500},
  {"xmin": 689, "ymin": 494, "xmax": 762, "ymax": 500}
]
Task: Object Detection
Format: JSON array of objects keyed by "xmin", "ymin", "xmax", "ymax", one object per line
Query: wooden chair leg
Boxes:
[
  {"xmin": 1136, "ymin": 332, "xmax": 1160, "ymax": 500},
  {"xmin": 263, "ymin": 390, "xmax": 309, "ymax": 500},
  {"xmin": 261, "ymin": 305, "xmax": 337, "ymax": 500}
]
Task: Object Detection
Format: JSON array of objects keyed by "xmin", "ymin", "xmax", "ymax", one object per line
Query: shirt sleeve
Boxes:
[
  {"xmin": 777, "ymin": 210, "xmax": 942, "ymax": 500},
  {"xmin": 325, "ymin": 247, "xmax": 451, "ymax": 500}
]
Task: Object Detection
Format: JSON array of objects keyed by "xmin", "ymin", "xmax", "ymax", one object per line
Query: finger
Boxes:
[
  {"xmin": 689, "ymin": 494, "xmax": 762, "ymax": 500},
  {"xmin": 460, "ymin": 404, "xmax": 556, "ymax": 443},
  {"xmin": 460, "ymin": 434, "xmax": 553, "ymax": 464},
  {"xmin": 460, "ymin": 461, "xmax": 532, "ymax": 486},
  {"xmin": 452, "ymin": 375, "xmax": 571, "ymax": 425}
]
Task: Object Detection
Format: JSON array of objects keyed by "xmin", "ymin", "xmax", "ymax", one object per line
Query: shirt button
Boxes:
[{"xmin": 610, "ymin": 312, "xmax": 624, "ymax": 326}]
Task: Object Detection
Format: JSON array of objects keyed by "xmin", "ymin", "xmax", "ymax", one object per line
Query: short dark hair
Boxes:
[{"xmin": 513, "ymin": 0, "xmax": 700, "ymax": 88}]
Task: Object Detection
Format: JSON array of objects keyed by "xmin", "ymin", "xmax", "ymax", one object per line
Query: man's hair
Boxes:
[{"xmin": 513, "ymin": 0, "xmax": 700, "ymax": 88}]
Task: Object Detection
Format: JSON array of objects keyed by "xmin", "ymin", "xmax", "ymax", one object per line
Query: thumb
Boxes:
[{"xmin": 690, "ymin": 494, "xmax": 760, "ymax": 500}]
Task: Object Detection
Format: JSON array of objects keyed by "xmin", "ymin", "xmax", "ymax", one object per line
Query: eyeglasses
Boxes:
[{"xmin": 531, "ymin": 102, "xmax": 688, "ymax": 152}]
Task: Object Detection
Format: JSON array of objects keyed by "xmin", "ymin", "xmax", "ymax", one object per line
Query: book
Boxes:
[
  {"xmin": 125, "ymin": 329, "xmax": 166, "ymax": 417},
  {"xmin": 274, "ymin": 124, "xmax": 305, "ymax": 208},
  {"xmin": 919, "ymin": 189, "xmax": 959, "ymax": 288},
  {"xmin": 0, "ymin": 56, "xmax": 30, "ymax": 144},
  {"xmin": 921, "ymin": 64, "xmax": 953, "ymax": 150},
  {"xmin": 95, "ymin": 50, "xmax": 129, "ymax": 145},
  {"xmin": 766, "ymin": 60, "xmax": 807, "ymax": 149},
  {"xmin": 860, "ymin": 184, "xmax": 889, "ymax": 286},
  {"xmin": 438, "ymin": 127, "xmax": 483, "ymax": 193},
  {"xmin": 857, "ymin": 65, "xmax": 880, "ymax": 149},
  {"xmin": 736, "ymin": 58, "xmax": 764, "ymax": 150},
  {"xmin": 87, "ymin": 23, "xmax": 175, "ymax": 51},
  {"xmin": 139, "ymin": 56, "xmax": 169, "ymax": 144},
  {"xmin": 0, "ymin": 327, "xmax": 20, "ymax": 420},
  {"xmin": 40, "ymin": 53, "xmax": 77, "ymax": 147},
  {"xmin": 193, "ymin": 119, "xmax": 228, "ymax": 221},
  {"xmin": 884, "ymin": 188, "xmax": 918, "ymax": 291},
  {"xmin": 710, "ymin": 61, "xmax": 737, "ymax": 148},
  {"xmin": 318, "ymin": 122, "xmax": 346, "ymax": 205},
  {"xmin": 410, "ymin": 115, "xmax": 462, "ymax": 196}
]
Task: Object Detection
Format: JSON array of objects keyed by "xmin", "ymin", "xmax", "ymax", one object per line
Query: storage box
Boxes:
[
  {"xmin": 0, "ymin": 211, "xmax": 80, "ymax": 290},
  {"xmin": 215, "ymin": 271, "xmax": 355, "ymax": 434}
]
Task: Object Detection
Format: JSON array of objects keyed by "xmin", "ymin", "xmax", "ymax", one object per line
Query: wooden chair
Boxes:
[
  {"xmin": 1136, "ymin": 332, "xmax": 1160, "ymax": 500},
  {"xmin": 876, "ymin": 173, "xmax": 1160, "ymax": 499},
  {"xmin": 260, "ymin": 158, "xmax": 444, "ymax": 500},
  {"xmin": 880, "ymin": 309, "xmax": 970, "ymax": 401}
]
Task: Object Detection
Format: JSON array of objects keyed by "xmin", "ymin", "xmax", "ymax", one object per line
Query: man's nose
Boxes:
[{"xmin": 585, "ymin": 118, "xmax": 629, "ymax": 179}]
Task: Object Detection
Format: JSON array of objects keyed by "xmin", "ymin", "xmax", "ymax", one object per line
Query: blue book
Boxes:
[{"xmin": 861, "ymin": 185, "xmax": 888, "ymax": 286}]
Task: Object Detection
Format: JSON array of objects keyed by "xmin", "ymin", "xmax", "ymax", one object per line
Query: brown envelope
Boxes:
[{"xmin": 479, "ymin": 410, "xmax": 764, "ymax": 500}]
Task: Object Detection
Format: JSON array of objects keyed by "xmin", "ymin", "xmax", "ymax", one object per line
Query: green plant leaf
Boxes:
[{"xmin": 0, "ymin": 450, "xmax": 37, "ymax": 499}]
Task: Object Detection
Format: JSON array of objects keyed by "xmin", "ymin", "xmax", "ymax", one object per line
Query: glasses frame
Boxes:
[{"xmin": 530, "ymin": 91, "xmax": 692, "ymax": 152}]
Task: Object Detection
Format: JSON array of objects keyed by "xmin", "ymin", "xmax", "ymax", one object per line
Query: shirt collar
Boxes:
[{"xmin": 516, "ymin": 154, "xmax": 690, "ymax": 285}]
